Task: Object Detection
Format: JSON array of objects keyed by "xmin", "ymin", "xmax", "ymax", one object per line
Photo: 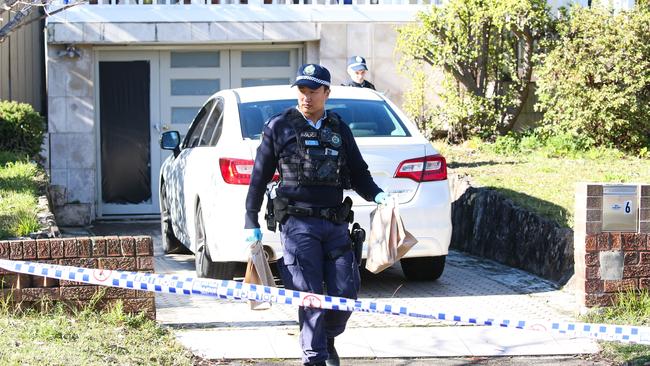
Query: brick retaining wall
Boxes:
[
  {"xmin": 0, "ymin": 236, "xmax": 155, "ymax": 318},
  {"xmin": 575, "ymin": 184, "xmax": 650, "ymax": 308}
]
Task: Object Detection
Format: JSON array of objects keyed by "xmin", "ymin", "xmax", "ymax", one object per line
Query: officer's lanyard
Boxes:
[{"xmin": 295, "ymin": 106, "xmax": 327, "ymax": 130}]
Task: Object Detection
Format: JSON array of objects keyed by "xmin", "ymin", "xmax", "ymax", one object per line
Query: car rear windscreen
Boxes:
[{"xmin": 239, "ymin": 99, "xmax": 411, "ymax": 139}]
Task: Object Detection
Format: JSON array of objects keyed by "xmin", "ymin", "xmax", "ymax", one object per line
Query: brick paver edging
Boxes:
[{"xmin": 0, "ymin": 236, "xmax": 155, "ymax": 318}]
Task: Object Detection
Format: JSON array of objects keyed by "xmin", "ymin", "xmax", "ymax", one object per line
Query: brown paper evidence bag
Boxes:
[
  {"xmin": 244, "ymin": 240, "xmax": 275, "ymax": 310},
  {"xmin": 365, "ymin": 198, "xmax": 418, "ymax": 274}
]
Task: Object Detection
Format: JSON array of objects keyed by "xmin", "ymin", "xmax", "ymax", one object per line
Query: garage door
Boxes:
[{"xmin": 159, "ymin": 48, "xmax": 300, "ymax": 142}]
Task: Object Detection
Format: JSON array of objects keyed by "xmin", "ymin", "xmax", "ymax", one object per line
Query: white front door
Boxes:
[{"xmin": 96, "ymin": 51, "xmax": 161, "ymax": 216}]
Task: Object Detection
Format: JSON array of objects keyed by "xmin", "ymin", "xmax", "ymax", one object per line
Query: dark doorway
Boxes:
[{"xmin": 99, "ymin": 61, "xmax": 151, "ymax": 205}]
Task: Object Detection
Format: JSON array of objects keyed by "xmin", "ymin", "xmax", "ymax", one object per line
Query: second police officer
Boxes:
[
  {"xmin": 244, "ymin": 63, "xmax": 387, "ymax": 366},
  {"xmin": 341, "ymin": 56, "xmax": 376, "ymax": 90}
]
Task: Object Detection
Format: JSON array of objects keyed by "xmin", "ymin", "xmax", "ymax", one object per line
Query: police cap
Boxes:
[
  {"xmin": 291, "ymin": 64, "xmax": 331, "ymax": 89},
  {"xmin": 347, "ymin": 56, "xmax": 368, "ymax": 72}
]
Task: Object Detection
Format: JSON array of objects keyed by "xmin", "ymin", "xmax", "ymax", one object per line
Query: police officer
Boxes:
[
  {"xmin": 244, "ymin": 63, "xmax": 387, "ymax": 366},
  {"xmin": 341, "ymin": 56, "xmax": 376, "ymax": 90}
]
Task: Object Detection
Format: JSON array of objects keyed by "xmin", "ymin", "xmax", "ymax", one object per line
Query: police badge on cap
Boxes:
[
  {"xmin": 303, "ymin": 64, "xmax": 316, "ymax": 76},
  {"xmin": 292, "ymin": 64, "xmax": 331, "ymax": 89}
]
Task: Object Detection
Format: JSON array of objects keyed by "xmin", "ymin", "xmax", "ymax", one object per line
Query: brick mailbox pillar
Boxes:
[{"xmin": 574, "ymin": 183, "xmax": 650, "ymax": 308}]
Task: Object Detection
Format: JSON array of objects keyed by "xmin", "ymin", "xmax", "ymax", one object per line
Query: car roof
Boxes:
[{"xmin": 230, "ymin": 85, "xmax": 385, "ymax": 104}]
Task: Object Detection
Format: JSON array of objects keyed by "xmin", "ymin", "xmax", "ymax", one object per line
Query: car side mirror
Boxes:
[{"xmin": 160, "ymin": 131, "xmax": 181, "ymax": 157}]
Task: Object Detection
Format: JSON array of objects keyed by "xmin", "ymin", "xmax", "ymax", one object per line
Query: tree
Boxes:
[
  {"xmin": 0, "ymin": 0, "xmax": 82, "ymax": 44},
  {"xmin": 396, "ymin": 0, "xmax": 555, "ymax": 142}
]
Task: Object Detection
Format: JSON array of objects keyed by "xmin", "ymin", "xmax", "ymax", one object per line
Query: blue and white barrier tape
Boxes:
[{"xmin": 1, "ymin": 258, "xmax": 649, "ymax": 345}]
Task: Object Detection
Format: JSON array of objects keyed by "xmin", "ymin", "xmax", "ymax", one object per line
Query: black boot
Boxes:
[{"xmin": 325, "ymin": 338, "xmax": 340, "ymax": 366}]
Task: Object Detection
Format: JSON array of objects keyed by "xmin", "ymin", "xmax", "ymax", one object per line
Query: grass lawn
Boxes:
[
  {"xmin": 1, "ymin": 151, "xmax": 195, "ymax": 364},
  {"xmin": 0, "ymin": 298, "xmax": 194, "ymax": 365},
  {"xmin": 0, "ymin": 151, "xmax": 46, "ymax": 239},
  {"xmin": 436, "ymin": 142, "xmax": 650, "ymax": 228}
]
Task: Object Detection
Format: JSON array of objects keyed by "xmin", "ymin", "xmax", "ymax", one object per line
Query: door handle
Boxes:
[{"xmin": 154, "ymin": 124, "xmax": 171, "ymax": 132}]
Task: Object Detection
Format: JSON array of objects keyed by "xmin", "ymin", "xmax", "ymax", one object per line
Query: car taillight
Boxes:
[
  {"xmin": 394, "ymin": 155, "xmax": 447, "ymax": 182},
  {"xmin": 219, "ymin": 158, "xmax": 279, "ymax": 185}
]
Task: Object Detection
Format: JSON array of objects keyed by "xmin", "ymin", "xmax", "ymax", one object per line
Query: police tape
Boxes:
[{"xmin": 1, "ymin": 258, "xmax": 649, "ymax": 345}]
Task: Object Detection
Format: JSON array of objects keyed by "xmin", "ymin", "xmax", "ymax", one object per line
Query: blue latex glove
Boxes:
[
  {"xmin": 245, "ymin": 228, "xmax": 263, "ymax": 244},
  {"xmin": 374, "ymin": 192, "xmax": 388, "ymax": 205}
]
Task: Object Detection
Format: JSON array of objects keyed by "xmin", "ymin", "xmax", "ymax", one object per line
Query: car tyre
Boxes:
[
  {"xmin": 160, "ymin": 184, "xmax": 187, "ymax": 254},
  {"xmin": 194, "ymin": 203, "xmax": 238, "ymax": 280},
  {"xmin": 400, "ymin": 255, "xmax": 446, "ymax": 281}
]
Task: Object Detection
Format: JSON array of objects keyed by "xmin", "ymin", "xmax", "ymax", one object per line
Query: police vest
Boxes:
[{"xmin": 278, "ymin": 110, "xmax": 351, "ymax": 189}]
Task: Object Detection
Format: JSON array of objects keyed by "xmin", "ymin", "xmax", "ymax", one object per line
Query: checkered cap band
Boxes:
[{"xmin": 295, "ymin": 75, "xmax": 330, "ymax": 86}]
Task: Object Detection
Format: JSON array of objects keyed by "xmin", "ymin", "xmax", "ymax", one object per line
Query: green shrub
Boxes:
[
  {"xmin": 536, "ymin": 4, "xmax": 650, "ymax": 155},
  {"xmin": 14, "ymin": 210, "xmax": 40, "ymax": 237},
  {"xmin": 0, "ymin": 101, "xmax": 45, "ymax": 157}
]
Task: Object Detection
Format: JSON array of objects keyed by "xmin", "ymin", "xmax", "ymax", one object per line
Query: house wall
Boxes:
[
  {"xmin": 46, "ymin": 44, "xmax": 96, "ymax": 223},
  {"xmin": 43, "ymin": 20, "xmax": 413, "ymax": 222},
  {"xmin": 0, "ymin": 10, "xmax": 44, "ymax": 113}
]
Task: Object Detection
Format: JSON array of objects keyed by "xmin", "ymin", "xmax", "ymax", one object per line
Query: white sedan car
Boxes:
[{"xmin": 159, "ymin": 85, "xmax": 451, "ymax": 281}]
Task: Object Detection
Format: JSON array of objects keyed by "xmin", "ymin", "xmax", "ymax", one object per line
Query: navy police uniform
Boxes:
[
  {"xmin": 341, "ymin": 79, "xmax": 376, "ymax": 90},
  {"xmin": 341, "ymin": 56, "xmax": 376, "ymax": 90},
  {"xmin": 245, "ymin": 64, "xmax": 382, "ymax": 366}
]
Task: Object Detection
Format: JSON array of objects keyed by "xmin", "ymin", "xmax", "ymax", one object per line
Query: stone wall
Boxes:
[
  {"xmin": 0, "ymin": 236, "xmax": 155, "ymax": 318},
  {"xmin": 574, "ymin": 184, "xmax": 650, "ymax": 308},
  {"xmin": 449, "ymin": 175, "xmax": 574, "ymax": 284}
]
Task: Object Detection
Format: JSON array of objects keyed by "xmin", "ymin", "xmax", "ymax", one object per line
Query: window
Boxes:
[
  {"xmin": 171, "ymin": 79, "xmax": 220, "ymax": 96},
  {"xmin": 200, "ymin": 98, "xmax": 225, "ymax": 147},
  {"xmin": 241, "ymin": 51, "xmax": 291, "ymax": 67},
  {"xmin": 184, "ymin": 99, "xmax": 215, "ymax": 148},
  {"xmin": 171, "ymin": 107, "xmax": 201, "ymax": 125},
  {"xmin": 242, "ymin": 78, "xmax": 290, "ymax": 87},
  {"xmin": 238, "ymin": 98, "xmax": 410, "ymax": 139},
  {"xmin": 327, "ymin": 100, "xmax": 409, "ymax": 137},
  {"xmin": 171, "ymin": 51, "xmax": 220, "ymax": 68},
  {"xmin": 239, "ymin": 99, "xmax": 296, "ymax": 139}
]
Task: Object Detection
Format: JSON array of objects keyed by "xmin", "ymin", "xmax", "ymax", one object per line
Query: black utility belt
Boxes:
[
  {"xmin": 286, "ymin": 205, "xmax": 353, "ymax": 224},
  {"xmin": 273, "ymin": 196, "xmax": 354, "ymax": 225}
]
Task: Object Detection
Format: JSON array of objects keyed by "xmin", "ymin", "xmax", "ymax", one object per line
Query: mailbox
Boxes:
[{"xmin": 602, "ymin": 185, "xmax": 639, "ymax": 232}]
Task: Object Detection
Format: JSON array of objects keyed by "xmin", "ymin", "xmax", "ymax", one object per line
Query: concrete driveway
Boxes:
[{"xmin": 71, "ymin": 220, "xmax": 603, "ymax": 365}]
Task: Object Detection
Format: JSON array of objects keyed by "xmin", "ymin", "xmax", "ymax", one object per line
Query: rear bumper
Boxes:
[{"xmin": 205, "ymin": 180, "xmax": 452, "ymax": 262}]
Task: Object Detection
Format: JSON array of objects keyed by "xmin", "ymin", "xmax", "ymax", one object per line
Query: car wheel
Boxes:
[
  {"xmin": 400, "ymin": 255, "xmax": 446, "ymax": 281},
  {"xmin": 160, "ymin": 184, "xmax": 186, "ymax": 254},
  {"xmin": 194, "ymin": 203, "xmax": 238, "ymax": 280}
]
